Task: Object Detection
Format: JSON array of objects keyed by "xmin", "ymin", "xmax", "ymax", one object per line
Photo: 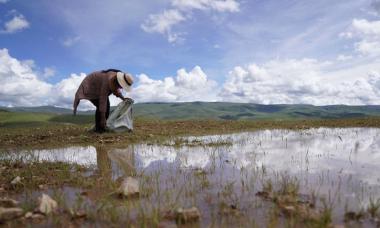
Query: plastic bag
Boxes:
[{"xmin": 106, "ymin": 98, "xmax": 134, "ymax": 132}]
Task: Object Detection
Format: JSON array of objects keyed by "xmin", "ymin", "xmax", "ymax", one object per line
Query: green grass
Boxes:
[
  {"xmin": 0, "ymin": 111, "xmax": 93, "ymax": 128},
  {"xmin": 0, "ymin": 112, "xmax": 54, "ymax": 127}
]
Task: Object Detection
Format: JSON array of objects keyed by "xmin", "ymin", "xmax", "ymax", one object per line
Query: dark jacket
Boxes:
[{"xmin": 73, "ymin": 71, "xmax": 123, "ymax": 115}]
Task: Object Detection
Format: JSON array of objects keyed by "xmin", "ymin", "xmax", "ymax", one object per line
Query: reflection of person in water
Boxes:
[
  {"xmin": 96, "ymin": 146, "xmax": 112, "ymax": 179},
  {"xmin": 95, "ymin": 146, "xmax": 136, "ymax": 179}
]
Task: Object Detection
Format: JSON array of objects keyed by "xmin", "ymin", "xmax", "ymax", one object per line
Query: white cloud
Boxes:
[
  {"xmin": 1, "ymin": 14, "xmax": 30, "ymax": 34},
  {"xmin": 52, "ymin": 73, "xmax": 94, "ymax": 109},
  {"xmin": 0, "ymin": 49, "xmax": 217, "ymax": 109},
  {"xmin": 342, "ymin": 19, "xmax": 380, "ymax": 56},
  {"xmin": 172, "ymin": 0, "xmax": 239, "ymax": 12},
  {"xmin": 131, "ymin": 66, "xmax": 218, "ymax": 102},
  {"xmin": 0, "ymin": 48, "xmax": 92, "ymax": 109},
  {"xmin": 142, "ymin": 0, "xmax": 240, "ymax": 43},
  {"xmin": 141, "ymin": 9, "xmax": 186, "ymax": 43},
  {"xmin": 0, "ymin": 0, "xmax": 9, "ymax": 3},
  {"xmin": 219, "ymin": 58, "xmax": 380, "ymax": 105},
  {"xmin": 337, "ymin": 54, "xmax": 353, "ymax": 61},
  {"xmin": 62, "ymin": 36, "xmax": 81, "ymax": 47},
  {"xmin": 2, "ymin": 47, "xmax": 380, "ymax": 108},
  {"xmin": 352, "ymin": 19, "xmax": 380, "ymax": 35},
  {"xmin": 0, "ymin": 49, "xmax": 51, "ymax": 106},
  {"xmin": 43, "ymin": 67, "xmax": 56, "ymax": 78}
]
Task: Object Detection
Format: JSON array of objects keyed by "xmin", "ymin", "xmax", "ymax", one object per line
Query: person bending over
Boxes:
[{"xmin": 73, "ymin": 69, "xmax": 134, "ymax": 133}]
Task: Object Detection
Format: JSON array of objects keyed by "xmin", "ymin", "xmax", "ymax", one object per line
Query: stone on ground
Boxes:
[
  {"xmin": 176, "ymin": 207, "xmax": 201, "ymax": 223},
  {"xmin": 118, "ymin": 177, "xmax": 139, "ymax": 197},
  {"xmin": 37, "ymin": 194, "xmax": 57, "ymax": 215},
  {"xmin": 0, "ymin": 207, "xmax": 24, "ymax": 222},
  {"xmin": 10, "ymin": 176, "xmax": 21, "ymax": 185},
  {"xmin": 0, "ymin": 198, "xmax": 19, "ymax": 208}
]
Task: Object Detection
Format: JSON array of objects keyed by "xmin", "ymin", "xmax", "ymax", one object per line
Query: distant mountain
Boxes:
[
  {"xmin": 3, "ymin": 102, "xmax": 380, "ymax": 120},
  {"xmin": 2, "ymin": 106, "xmax": 93, "ymax": 115},
  {"xmin": 133, "ymin": 102, "xmax": 380, "ymax": 120}
]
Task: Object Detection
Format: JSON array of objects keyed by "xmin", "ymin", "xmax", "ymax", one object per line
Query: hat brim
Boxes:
[{"xmin": 117, "ymin": 72, "xmax": 131, "ymax": 92}]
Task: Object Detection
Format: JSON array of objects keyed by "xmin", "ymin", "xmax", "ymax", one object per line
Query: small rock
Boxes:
[
  {"xmin": 31, "ymin": 213, "xmax": 45, "ymax": 220},
  {"xmin": 118, "ymin": 177, "xmax": 139, "ymax": 197},
  {"xmin": 0, "ymin": 198, "xmax": 19, "ymax": 208},
  {"xmin": 10, "ymin": 176, "xmax": 21, "ymax": 185},
  {"xmin": 176, "ymin": 207, "xmax": 201, "ymax": 223},
  {"xmin": 38, "ymin": 185, "xmax": 46, "ymax": 190},
  {"xmin": 0, "ymin": 207, "xmax": 24, "ymax": 222},
  {"xmin": 37, "ymin": 194, "xmax": 57, "ymax": 215},
  {"xmin": 281, "ymin": 205, "xmax": 296, "ymax": 216},
  {"xmin": 24, "ymin": 212, "xmax": 33, "ymax": 219},
  {"xmin": 71, "ymin": 210, "xmax": 87, "ymax": 219}
]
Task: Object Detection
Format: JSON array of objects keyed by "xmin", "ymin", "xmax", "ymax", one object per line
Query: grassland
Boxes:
[
  {"xmin": 134, "ymin": 102, "xmax": 380, "ymax": 120},
  {"xmin": 2, "ymin": 108, "xmax": 380, "ymax": 149}
]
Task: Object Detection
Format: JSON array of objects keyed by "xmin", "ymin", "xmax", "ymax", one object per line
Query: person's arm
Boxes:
[{"xmin": 112, "ymin": 88, "xmax": 126, "ymax": 100}]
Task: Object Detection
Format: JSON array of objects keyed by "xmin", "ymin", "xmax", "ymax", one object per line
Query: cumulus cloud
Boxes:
[
  {"xmin": 1, "ymin": 14, "xmax": 30, "ymax": 34},
  {"xmin": 52, "ymin": 73, "xmax": 92, "ymax": 109},
  {"xmin": 141, "ymin": 9, "xmax": 186, "ymax": 43},
  {"xmin": 3, "ymin": 46, "xmax": 380, "ymax": 108},
  {"xmin": 131, "ymin": 66, "xmax": 218, "ymax": 102},
  {"xmin": 0, "ymin": 49, "xmax": 218, "ymax": 109},
  {"xmin": 0, "ymin": 48, "xmax": 91, "ymax": 109},
  {"xmin": 172, "ymin": 0, "xmax": 239, "ymax": 12},
  {"xmin": 141, "ymin": 0, "xmax": 240, "ymax": 43},
  {"xmin": 342, "ymin": 19, "xmax": 380, "ymax": 56},
  {"xmin": 0, "ymin": 49, "xmax": 51, "ymax": 106},
  {"xmin": 219, "ymin": 58, "xmax": 380, "ymax": 105},
  {"xmin": 43, "ymin": 67, "xmax": 56, "ymax": 78},
  {"xmin": 337, "ymin": 54, "xmax": 353, "ymax": 61}
]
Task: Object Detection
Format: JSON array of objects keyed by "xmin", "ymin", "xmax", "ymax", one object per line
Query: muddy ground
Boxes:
[
  {"xmin": 2, "ymin": 118, "xmax": 380, "ymax": 227},
  {"xmin": 2, "ymin": 117, "xmax": 380, "ymax": 149}
]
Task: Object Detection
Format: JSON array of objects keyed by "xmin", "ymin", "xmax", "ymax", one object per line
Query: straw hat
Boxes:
[{"xmin": 116, "ymin": 72, "xmax": 134, "ymax": 92}]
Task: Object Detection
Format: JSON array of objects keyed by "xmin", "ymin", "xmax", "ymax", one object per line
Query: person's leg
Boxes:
[
  {"xmin": 106, "ymin": 97, "xmax": 110, "ymax": 120},
  {"xmin": 90, "ymin": 99, "xmax": 101, "ymax": 132}
]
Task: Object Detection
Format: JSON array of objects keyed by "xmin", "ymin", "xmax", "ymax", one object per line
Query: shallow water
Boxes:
[{"xmin": 2, "ymin": 127, "xmax": 380, "ymax": 226}]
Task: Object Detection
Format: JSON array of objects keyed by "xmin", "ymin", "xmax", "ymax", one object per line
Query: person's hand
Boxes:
[{"xmin": 123, "ymin": 97, "xmax": 134, "ymax": 103}]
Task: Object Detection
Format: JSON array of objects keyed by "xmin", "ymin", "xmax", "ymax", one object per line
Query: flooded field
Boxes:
[{"xmin": 1, "ymin": 127, "xmax": 380, "ymax": 227}]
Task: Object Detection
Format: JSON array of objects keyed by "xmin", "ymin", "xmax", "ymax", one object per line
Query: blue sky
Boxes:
[{"xmin": 1, "ymin": 0, "xmax": 380, "ymax": 108}]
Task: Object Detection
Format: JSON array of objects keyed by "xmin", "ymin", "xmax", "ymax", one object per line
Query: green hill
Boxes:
[{"xmin": 133, "ymin": 102, "xmax": 380, "ymax": 120}]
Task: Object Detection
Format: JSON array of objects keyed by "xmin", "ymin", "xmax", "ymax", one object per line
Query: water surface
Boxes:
[{"xmin": 2, "ymin": 127, "xmax": 380, "ymax": 226}]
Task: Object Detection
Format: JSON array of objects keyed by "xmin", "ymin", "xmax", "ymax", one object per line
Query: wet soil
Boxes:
[{"xmin": 2, "ymin": 117, "xmax": 380, "ymax": 149}]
